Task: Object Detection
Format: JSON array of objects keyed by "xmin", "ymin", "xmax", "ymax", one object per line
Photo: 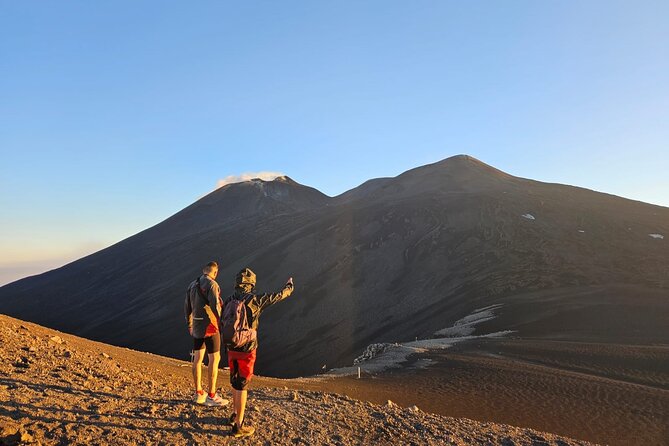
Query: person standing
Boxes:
[
  {"xmin": 222, "ymin": 267, "xmax": 294, "ymax": 438},
  {"xmin": 184, "ymin": 261, "xmax": 228, "ymax": 406}
]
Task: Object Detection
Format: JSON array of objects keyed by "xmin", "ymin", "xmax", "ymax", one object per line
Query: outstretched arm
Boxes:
[{"xmin": 256, "ymin": 278, "xmax": 294, "ymax": 312}]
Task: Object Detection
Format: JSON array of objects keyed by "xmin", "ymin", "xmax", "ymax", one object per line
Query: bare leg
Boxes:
[
  {"xmin": 233, "ymin": 389, "xmax": 247, "ymax": 427},
  {"xmin": 192, "ymin": 349, "xmax": 205, "ymax": 392},
  {"xmin": 207, "ymin": 351, "xmax": 220, "ymax": 393}
]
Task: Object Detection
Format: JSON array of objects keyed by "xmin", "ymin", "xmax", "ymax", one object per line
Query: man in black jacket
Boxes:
[
  {"xmin": 224, "ymin": 267, "xmax": 294, "ymax": 438},
  {"xmin": 184, "ymin": 261, "xmax": 227, "ymax": 406}
]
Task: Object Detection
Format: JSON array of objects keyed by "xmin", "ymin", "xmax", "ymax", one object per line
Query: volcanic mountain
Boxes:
[{"xmin": 1, "ymin": 155, "xmax": 668, "ymax": 379}]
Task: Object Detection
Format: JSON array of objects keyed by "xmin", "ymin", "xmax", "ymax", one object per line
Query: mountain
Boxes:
[{"xmin": 1, "ymin": 155, "xmax": 668, "ymax": 379}]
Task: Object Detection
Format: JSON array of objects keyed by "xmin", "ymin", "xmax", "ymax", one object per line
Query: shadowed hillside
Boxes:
[{"xmin": 1, "ymin": 155, "xmax": 667, "ymax": 378}]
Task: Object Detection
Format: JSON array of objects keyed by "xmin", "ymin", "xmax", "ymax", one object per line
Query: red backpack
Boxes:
[{"xmin": 221, "ymin": 295, "xmax": 257, "ymax": 349}]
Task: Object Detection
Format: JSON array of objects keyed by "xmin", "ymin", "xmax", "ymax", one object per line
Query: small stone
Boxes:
[
  {"xmin": 28, "ymin": 346, "xmax": 37, "ymax": 353},
  {"xmin": 291, "ymin": 391, "xmax": 299, "ymax": 401},
  {"xmin": 386, "ymin": 400, "xmax": 396, "ymax": 407},
  {"xmin": 409, "ymin": 405, "xmax": 420, "ymax": 412},
  {"xmin": 251, "ymin": 405, "xmax": 260, "ymax": 412},
  {"xmin": 101, "ymin": 353, "xmax": 110, "ymax": 359},
  {"xmin": 102, "ymin": 386, "xmax": 113, "ymax": 392},
  {"xmin": 14, "ymin": 357, "xmax": 30, "ymax": 369},
  {"xmin": 63, "ymin": 350, "xmax": 73, "ymax": 358},
  {"xmin": 49, "ymin": 336, "xmax": 64, "ymax": 344}
]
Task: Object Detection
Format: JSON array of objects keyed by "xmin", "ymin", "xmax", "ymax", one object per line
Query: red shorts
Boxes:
[{"xmin": 227, "ymin": 349, "xmax": 257, "ymax": 390}]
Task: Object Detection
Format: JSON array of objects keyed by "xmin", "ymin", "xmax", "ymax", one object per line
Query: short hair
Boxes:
[{"xmin": 203, "ymin": 261, "xmax": 218, "ymax": 274}]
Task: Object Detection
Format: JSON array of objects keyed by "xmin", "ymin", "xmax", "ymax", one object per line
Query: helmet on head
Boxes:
[{"xmin": 236, "ymin": 268, "xmax": 256, "ymax": 288}]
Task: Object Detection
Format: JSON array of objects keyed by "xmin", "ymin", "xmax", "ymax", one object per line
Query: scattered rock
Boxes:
[
  {"xmin": 49, "ymin": 336, "xmax": 64, "ymax": 344},
  {"xmin": 0, "ymin": 314, "xmax": 603, "ymax": 446},
  {"xmin": 14, "ymin": 357, "xmax": 31, "ymax": 369}
]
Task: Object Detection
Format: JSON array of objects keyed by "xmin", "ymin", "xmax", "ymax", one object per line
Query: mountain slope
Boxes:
[
  {"xmin": 0, "ymin": 314, "xmax": 596, "ymax": 446},
  {"xmin": 0, "ymin": 155, "xmax": 667, "ymax": 379}
]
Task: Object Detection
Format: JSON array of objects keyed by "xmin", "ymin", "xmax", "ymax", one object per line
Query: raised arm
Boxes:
[{"xmin": 256, "ymin": 279, "xmax": 294, "ymax": 312}]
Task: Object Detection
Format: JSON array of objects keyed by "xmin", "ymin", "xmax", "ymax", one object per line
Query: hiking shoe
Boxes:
[
  {"xmin": 193, "ymin": 392, "xmax": 206, "ymax": 405},
  {"xmin": 205, "ymin": 393, "xmax": 229, "ymax": 407},
  {"xmin": 230, "ymin": 423, "xmax": 255, "ymax": 438}
]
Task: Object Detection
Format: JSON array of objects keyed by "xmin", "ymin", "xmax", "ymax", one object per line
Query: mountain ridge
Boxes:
[{"xmin": 1, "ymin": 155, "xmax": 667, "ymax": 379}]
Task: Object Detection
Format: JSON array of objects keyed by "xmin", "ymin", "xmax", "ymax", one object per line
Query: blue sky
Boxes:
[{"xmin": 1, "ymin": 1, "xmax": 668, "ymax": 285}]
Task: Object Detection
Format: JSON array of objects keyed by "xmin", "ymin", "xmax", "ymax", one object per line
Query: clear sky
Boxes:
[{"xmin": 1, "ymin": 1, "xmax": 668, "ymax": 286}]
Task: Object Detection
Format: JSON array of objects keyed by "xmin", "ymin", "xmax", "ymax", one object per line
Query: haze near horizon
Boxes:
[{"xmin": 1, "ymin": 1, "xmax": 668, "ymax": 285}]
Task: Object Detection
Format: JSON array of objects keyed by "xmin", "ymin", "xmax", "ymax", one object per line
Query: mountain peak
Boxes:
[{"xmin": 435, "ymin": 154, "xmax": 507, "ymax": 173}]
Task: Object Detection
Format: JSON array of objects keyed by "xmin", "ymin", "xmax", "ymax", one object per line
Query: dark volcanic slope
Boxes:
[{"xmin": 1, "ymin": 155, "xmax": 668, "ymax": 378}]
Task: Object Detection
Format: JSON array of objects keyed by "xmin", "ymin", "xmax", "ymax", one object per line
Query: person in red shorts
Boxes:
[{"xmin": 223, "ymin": 267, "xmax": 294, "ymax": 438}]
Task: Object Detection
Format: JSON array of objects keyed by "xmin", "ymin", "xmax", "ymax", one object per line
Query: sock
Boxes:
[
  {"xmin": 209, "ymin": 392, "xmax": 215, "ymax": 398},
  {"xmin": 197, "ymin": 389, "xmax": 204, "ymax": 395}
]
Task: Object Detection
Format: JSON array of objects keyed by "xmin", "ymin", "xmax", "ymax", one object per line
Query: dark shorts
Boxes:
[
  {"xmin": 228, "ymin": 349, "xmax": 257, "ymax": 391},
  {"xmin": 193, "ymin": 334, "xmax": 221, "ymax": 354}
]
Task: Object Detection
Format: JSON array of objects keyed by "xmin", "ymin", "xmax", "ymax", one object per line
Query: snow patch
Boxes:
[
  {"xmin": 328, "ymin": 304, "xmax": 513, "ymax": 376},
  {"xmin": 329, "ymin": 330, "xmax": 514, "ymax": 376},
  {"xmin": 521, "ymin": 214, "xmax": 535, "ymax": 220},
  {"xmin": 434, "ymin": 304, "xmax": 503, "ymax": 337},
  {"xmin": 649, "ymin": 234, "xmax": 664, "ymax": 239}
]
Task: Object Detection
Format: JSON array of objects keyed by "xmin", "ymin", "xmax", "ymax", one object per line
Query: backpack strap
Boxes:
[{"xmin": 234, "ymin": 292, "xmax": 253, "ymax": 303}]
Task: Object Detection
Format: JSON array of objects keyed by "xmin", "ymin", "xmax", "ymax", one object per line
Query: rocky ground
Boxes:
[{"xmin": 1, "ymin": 315, "xmax": 596, "ymax": 445}]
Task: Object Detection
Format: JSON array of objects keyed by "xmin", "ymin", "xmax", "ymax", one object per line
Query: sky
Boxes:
[{"xmin": 1, "ymin": 1, "xmax": 668, "ymax": 286}]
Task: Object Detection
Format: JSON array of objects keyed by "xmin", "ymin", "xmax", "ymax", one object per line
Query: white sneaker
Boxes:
[
  {"xmin": 205, "ymin": 393, "xmax": 229, "ymax": 407},
  {"xmin": 193, "ymin": 392, "xmax": 206, "ymax": 405}
]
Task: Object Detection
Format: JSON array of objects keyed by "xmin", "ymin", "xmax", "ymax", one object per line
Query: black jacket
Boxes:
[{"xmin": 223, "ymin": 282, "xmax": 294, "ymax": 352}]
